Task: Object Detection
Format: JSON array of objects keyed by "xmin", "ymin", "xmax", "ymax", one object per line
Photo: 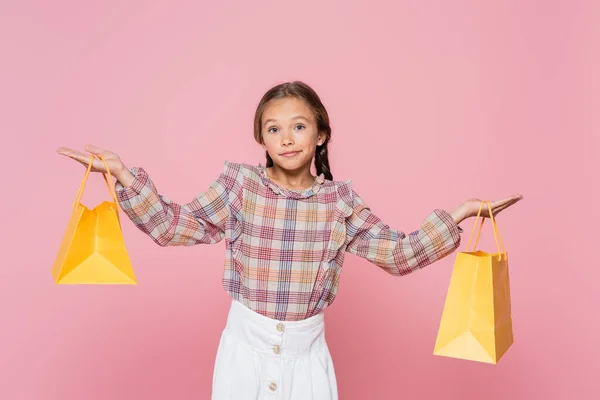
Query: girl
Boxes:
[{"xmin": 57, "ymin": 81, "xmax": 522, "ymax": 399}]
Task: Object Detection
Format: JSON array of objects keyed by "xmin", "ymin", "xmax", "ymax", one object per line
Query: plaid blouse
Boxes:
[{"xmin": 114, "ymin": 161, "xmax": 463, "ymax": 321}]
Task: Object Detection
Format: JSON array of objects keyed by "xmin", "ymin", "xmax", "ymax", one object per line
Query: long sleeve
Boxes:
[
  {"xmin": 114, "ymin": 161, "xmax": 242, "ymax": 247},
  {"xmin": 344, "ymin": 189, "xmax": 463, "ymax": 275}
]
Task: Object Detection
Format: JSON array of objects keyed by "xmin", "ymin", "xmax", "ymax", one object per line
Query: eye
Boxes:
[
  {"xmin": 294, "ymin": 124, "xmax": 306, "ymax": 131},
  {"xmin": 267, "ymin": 127, "xmax": 279, "ymax": 133}
]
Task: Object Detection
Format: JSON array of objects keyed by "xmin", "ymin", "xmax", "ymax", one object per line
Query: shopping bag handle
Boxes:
[
  {"xmin": 465, "ymin": 200, "xmax": 507, "ymax": 261},
  {"xmin": 72, "ymin": 154, "xmax": 119, "ymax": 210}
]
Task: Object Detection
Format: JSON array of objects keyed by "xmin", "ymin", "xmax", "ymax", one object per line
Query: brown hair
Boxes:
[{"xmin": 253, "ymin": 81, "xmax": 333, "ymax": 180}]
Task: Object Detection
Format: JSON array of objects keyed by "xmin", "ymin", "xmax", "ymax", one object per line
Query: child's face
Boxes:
[{"xmin": 261, "ymin": 97, "xmax": 326, "ymax": 173}]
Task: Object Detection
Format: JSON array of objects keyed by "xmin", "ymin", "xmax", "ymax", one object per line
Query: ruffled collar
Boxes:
[{"xmin": 257, "ymin": 163, "xmax": 325, "ymax": 199}]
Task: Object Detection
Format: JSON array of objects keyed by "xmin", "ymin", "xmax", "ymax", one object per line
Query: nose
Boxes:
[{"xmin": 280, "ymin": 129, "xmax": 294, "ymax": 146}]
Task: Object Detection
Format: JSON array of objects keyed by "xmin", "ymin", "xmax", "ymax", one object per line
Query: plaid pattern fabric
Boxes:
[{"xmin": 115, "ymin": 161, "xmax": 463, "ymax": 321}]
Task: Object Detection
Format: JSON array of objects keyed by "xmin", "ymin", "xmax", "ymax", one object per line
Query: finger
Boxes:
[
  {"xmin": 57, "ymin": 147, "xmax": 86, "ymax": 161},
  {"xmin": 491, "ymin": 194, "xmax": 523, "ymax": 210},
  {"xmin": 56, "ymin": 146, "xmax": 78, "ymax": 156},
  {"xmin": 85, "ymin": 144, "xmax": 105, "ymax": 155},
  {"xmin": 57, "ymin": 148, "xmax": 97, "ymax": 167},
  {"xmin": 492, "ymin": 203, "xmax": 510, "ymax": 216},
  {"xmin": 492, "ymin": 197, "xmax": 521, "ymax": 216},
  {"xmin": 494, "ymin": 198, "xmax": 518, "ymax": 211}
]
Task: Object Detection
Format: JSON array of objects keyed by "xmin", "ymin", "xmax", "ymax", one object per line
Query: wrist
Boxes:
[
  {"xmin": 450, "ymin": 204, "xmax": 470, "ymax": 225},
  {"xmin": 111, "ymin": 162, "xmax": 125, "ymax": 178},
  {"xmin": 112, "ymin": 163, "xmax": 134, "ymax": 187}
]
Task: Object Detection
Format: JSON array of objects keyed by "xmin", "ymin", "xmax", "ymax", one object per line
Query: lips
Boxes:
[{"xmin": 280, "ymin": 151, "xmax": 299, "ymax": 157}]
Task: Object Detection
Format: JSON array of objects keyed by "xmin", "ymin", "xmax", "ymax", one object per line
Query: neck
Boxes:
[{"xmin": 267, "ymin": 161, "xmax": 316, "ymax": 190}]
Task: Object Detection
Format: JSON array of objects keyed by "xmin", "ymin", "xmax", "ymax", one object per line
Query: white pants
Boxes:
[{"xmin": 211, "ymin": 300, "xmax": 338, "ymax": 399}]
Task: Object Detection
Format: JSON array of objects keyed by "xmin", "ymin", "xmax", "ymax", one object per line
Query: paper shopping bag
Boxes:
[
  {"xmin": 52, "ymin": 155, "xmax": 137, "ymax": 284},
  {"xmin": 433, "ymin": 201, "xmax": 512, "ymax": 364}
]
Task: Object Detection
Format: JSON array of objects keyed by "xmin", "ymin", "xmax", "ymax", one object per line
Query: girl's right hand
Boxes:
[
  {"xmin": 56, "ymin": 144, "xmax": 125, "ymax": 176},
  {"xmin": 56, "ymin": 144, "xmax": 135, "ymax": 187}
]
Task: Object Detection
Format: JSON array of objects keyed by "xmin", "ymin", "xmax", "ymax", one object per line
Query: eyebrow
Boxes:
[{"xmin": 263, "ymin": 115, "xmax": 310, "ymax": 127}]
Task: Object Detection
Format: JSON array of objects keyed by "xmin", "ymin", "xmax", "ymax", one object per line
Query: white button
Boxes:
[
  {"xmin": 269, "ymin": 382, "xmax": 278, "ymax": 391},
  {"xmin": 272, "ymin": 345, "xmax": 281, "ymax": 354},
  {"xmin": 276, "ymin": 322, "xmax": 285, "ymax": 332}
]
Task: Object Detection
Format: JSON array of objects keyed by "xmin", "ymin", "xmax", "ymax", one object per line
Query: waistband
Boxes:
[{"xmin": 224, "ymin": 300, "xmax": 327, "ymax": 358}]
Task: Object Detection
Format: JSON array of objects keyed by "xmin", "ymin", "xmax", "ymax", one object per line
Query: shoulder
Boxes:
[
  {"xmin": 220, "ymin": 160, "xmax": 271, "ymax": 189},
  {"xmin": 221, "ymin": 160, "xmax": 262, "ymax": 180},
  {"xmin": 319, "ymin": 177, "xmax": 365, "ymax": 215},
  {"xmin": 212, "ymin": 160, "xmax": 245, "ymax": 191},
  {"xmin": 325, "ymin": 178, "xmax": 354, "ymax": 201},
  {"xmin": 324, "ymin": 177, "xmax": 371, "ymax": 215}
]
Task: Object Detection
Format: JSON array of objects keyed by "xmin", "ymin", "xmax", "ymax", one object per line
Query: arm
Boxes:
[
  {"xmin": 113, "ymin": 161, "xmax": 241, "ymax": 247},
  {"xmin": 345, "ymin": 189, "xmax": 463, "ymax": 275}
]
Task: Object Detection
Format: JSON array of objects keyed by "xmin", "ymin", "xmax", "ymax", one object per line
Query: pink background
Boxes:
[{"xmin": 1, "ymin": 1, "xmax": 598, "ymax": 399}]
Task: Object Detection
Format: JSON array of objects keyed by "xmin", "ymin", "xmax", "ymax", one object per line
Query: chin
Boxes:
[{"xmin": 277, "ymin": 157, "xmax": 307, "ymax": 168}]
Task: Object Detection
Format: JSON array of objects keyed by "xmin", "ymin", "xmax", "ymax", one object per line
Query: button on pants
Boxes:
[{"xmin": 211, "ymin": 300, "xmax": 338, "ymax": 399}]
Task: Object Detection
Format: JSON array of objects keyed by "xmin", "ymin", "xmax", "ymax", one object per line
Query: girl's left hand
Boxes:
[
  {"xmin": 465, "ymin": 194, "xmax": 523, "ymax": 219},
  {"xmin": 452, "ymin": 194, "xmax": 523, "ymax": 224}
]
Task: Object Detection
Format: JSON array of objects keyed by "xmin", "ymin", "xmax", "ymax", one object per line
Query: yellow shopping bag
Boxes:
[
  {"xmin": 433, "ymin": 201, "xmax": 512, "ymax": 364},
  {"xmin": 52, "ymin": 155, "xmax": 137, "ymax": 284}
]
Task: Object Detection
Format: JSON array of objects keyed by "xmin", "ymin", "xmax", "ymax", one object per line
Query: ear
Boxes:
[{"xmin": 317, "ymin": 132, "xmax": 327, "ymax": 146}]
